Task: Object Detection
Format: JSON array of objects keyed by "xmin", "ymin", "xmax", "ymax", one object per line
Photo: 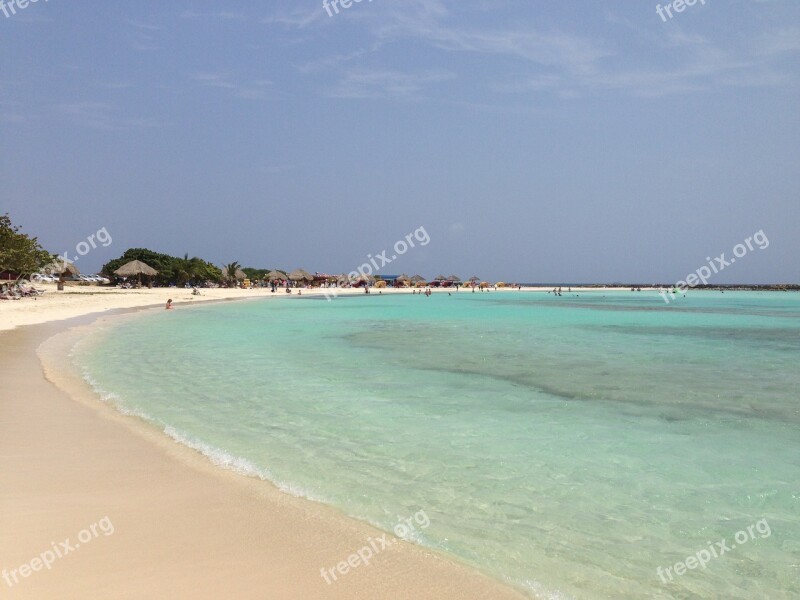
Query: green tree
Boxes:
[
  {"xmin": 0, "ymin": 213, "xmax": 54, "ymax": 277},
  {"xmin": 242, "ymin": 267, "xmax": 272, "ymax": 281},
  {"xmin": 101, "ymin": 248, "xmax": 222, "ymax": 287},
  {"xmin": 222, "ymin": 261, "xmax": 242, "ymax": 286}
]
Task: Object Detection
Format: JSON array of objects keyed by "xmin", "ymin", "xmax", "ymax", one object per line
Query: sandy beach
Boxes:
[
  {"xmin": 0, "ymin": 287, "xmax": 531, "ymax": 599},
  {"xmin": 0, "ymin": 282, "xmax": 634, "ymax": 333}
]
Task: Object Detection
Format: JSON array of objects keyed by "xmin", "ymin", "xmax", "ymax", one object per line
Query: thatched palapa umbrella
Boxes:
[
  {"xmin": 410, "ymin": 274, "xmax": 425, "ymax": 284},
  {"xmin": 266, "ymin": 270, "xmax": 286, "ymax": 282},
  {"xmin": 448, "ymin": 275, "xmax": 461, "ymax": 283},
  {"xmin": 289, "ymin": 269, "xmax": 314, "ymax": 282},
  {"xmin": 49, "ymin": 257, "xmax": 81, "ymax": 277},
  {"xmin": 47, "ymin": 257, "xmax": 80, "ymax": 289},
  {"xmin": 114, "ymin": 260, "xmax": 158, "ymax": 287},
  {"xmin": 354, "ymin": 274, "xmax": 375, "ymax": 286}
]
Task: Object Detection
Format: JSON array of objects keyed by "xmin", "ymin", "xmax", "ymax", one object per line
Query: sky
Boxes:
[{"xmin": 1, "ymin": 0, "xmax": 798, "ymax": 283}]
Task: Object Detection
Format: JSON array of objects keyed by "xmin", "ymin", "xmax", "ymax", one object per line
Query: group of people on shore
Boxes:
[{"xmin": 1, "ymin": 281, "xmax": 45, "ymax": 300}]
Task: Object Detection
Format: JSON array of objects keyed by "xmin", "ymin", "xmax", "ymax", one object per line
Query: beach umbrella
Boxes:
[
  {"xmin": 448, "ymin": 275, "xmax": 462, "ymax": 282},
  {"xmin": 496, "ymin": 282, "xmax": 506, "ymax": 288},
  {"xmin": 114, "ymin": 259, "xmax": 158, "ymax": 287},
  {"xmin": 266, "ymin": 270, "xmax": 286, "ymax": 281},
  {"xmin": 375, "ymin": 280, "xmax": 387, "ymax": 288},
  {"xmin": 289, "ymin": 269, "xmax": 314, "ymax": 282},
  {"xmin": 434, "ymin": 274, "xmax": 446, "ymax": 281},
  {"xmin": 114, "ymin": 260, "xmax": 158, "ymax": 278},
  {"xmin": 49, "ymin": 257, "xmax": 81, "ymax": 276},
  {"xmin": 410, "ymin": 274, "xmax": 425, "ymax": 283},
  {"xmin": 469, "ymin": 276, "xmax": 480, "ymax": 282},
  {"xmin": 349, "ymin": 273, "xmax": 374, "ymax": 287}
]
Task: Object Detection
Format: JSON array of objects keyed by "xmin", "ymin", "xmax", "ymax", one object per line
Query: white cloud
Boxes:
[
  {"xmin": 326, "ymin": 69, "xmax": 455, "ymax": 99},
  {"xmin": 57, "ymin": 102, "xmax": 159, "ymax": 130},
  {"xmin": 189, "ymin": 74, "xmax": 272, "ymax": 100}
]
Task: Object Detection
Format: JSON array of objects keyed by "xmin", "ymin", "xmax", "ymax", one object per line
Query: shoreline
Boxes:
[
  {"xmin": 0, "ymin": 298, "xmax": 532, "ymax": 599},
  {"xmin": 3, "ymin": 281, "xmax": 769, "ymax": 334}
]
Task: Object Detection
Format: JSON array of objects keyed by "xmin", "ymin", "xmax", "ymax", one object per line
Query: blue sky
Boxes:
[{"xmin": 1, "ymin": 0, "xmax": 798, "ymax": 282}]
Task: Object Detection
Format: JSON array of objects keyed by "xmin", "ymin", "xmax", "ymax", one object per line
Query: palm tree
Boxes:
[
  {"xmin": 174, "ymin": 253, "xmax": 193, "ymax": 286},
  {"xmin": 222, "ymin": 261, "xmax": 242, "ymax": 286}
]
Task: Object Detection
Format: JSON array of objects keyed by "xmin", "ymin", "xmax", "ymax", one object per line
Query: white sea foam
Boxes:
[
  {"xmin": 517, "ymin": 579, "xmax": 575, "ymax": 600},
  {"xmin": 159, "ymin": 425, "xmax": 329, "ymax": 504},
  {"xmin": 162, "ymin": 425, "xmax": 271, "ymax": 478}
]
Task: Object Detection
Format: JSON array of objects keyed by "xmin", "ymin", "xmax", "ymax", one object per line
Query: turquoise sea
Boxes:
[{"xmin": 73, "ymin": 291, "xmax": 800, "ymax": 599}]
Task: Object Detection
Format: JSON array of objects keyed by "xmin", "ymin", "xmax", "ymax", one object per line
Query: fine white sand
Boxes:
[
  {"xmin": 0, "ymin": 289, "xmax": 533, "ymax": 599},
  {"xmin": 0, "ymin": 281, "xmax": 632, "ymax": 333}
]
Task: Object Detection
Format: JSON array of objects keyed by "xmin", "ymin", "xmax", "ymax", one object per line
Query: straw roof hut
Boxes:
[
  {"xmin": 448, "ymin": 275, "xmax": 461, "ymax": 283},
  {"xmin": 266, "ymin": 270, "xmax": 286, "ymax": 281},
  {"xmin": 114, "ymin": 260, "xmax": 158, "ymax": 288},
  {"xmin": 354, "ymin": 273, "xmax": 375, "ymax": 284},
  {"xmin": 410, "ymin": 274, "xmax": 425, "ymax": 283},
  {"xmin": 114, "ymin": 260, "xmax": 158, "ymax": 278},
  {"xmin": 289, "ymin": 269, "xmax": 314, "ymax": 282},
  {"xmin": 49, "ymin": 257, "xmax": 81, "ymax": 276}
]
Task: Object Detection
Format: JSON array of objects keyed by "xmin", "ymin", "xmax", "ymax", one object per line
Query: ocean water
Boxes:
[{"xmin": 73, "ymin": 291, "xmax": 800, "ymax": 599}]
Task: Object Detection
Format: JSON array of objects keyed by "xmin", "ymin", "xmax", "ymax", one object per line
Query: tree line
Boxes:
[{"xmin": 1, "ymin": 214, "xmax": 272, "ymax": 287}]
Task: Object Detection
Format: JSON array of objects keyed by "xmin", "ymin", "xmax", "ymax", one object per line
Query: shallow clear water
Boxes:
[{"xmin": 74, "ymin": 291, "xmax": 800, "ymax": 599}]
